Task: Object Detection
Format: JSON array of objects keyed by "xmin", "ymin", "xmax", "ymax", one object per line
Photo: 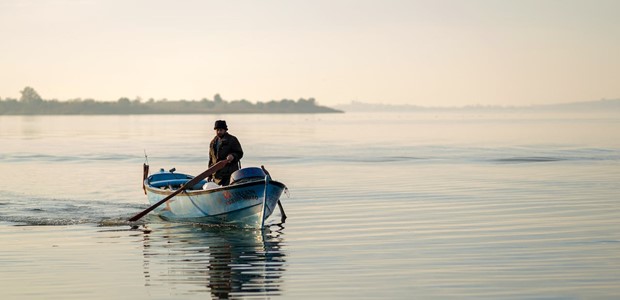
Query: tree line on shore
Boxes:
[{"xmin": 0, "ymin": 87, "xmax": 342, "ymax": 115}]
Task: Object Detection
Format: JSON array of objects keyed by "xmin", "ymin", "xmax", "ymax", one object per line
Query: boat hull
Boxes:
[{"xmin": 144, "ymin": 172, "xmax": 286, "ymax": 227}]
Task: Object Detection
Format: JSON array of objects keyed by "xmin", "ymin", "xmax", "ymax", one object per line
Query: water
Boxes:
[{"xmin": 1, "ymin": 112, "xmax": 619, "ymax": 299}]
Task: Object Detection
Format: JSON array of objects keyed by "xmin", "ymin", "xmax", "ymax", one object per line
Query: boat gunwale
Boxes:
[{"xmin": 144, "ymin": 177, "xmax": 286, "ymax": 196}]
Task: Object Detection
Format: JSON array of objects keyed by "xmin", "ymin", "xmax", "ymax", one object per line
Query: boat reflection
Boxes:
[{"xmin": 140, "ymin": 223, "xmax": 286, "ymax": 298}]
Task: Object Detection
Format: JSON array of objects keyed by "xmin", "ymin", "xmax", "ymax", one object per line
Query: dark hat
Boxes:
[{"xmin": 214, "ymin": 120, "xmax": 228, "ymax": 130}]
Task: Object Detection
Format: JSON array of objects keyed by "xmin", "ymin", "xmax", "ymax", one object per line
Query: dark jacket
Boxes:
[{"xmin": 208, "ymin": 132, "xmax": 243, "ymax": 185}]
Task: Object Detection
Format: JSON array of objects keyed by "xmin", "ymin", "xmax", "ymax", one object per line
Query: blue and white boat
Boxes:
[{"xmin": 142, "ymin": 166, "xmax": 287, "ymax": 228}]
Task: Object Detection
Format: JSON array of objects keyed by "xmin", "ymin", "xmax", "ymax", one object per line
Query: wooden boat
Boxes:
[{"xmin": 142, "ymin": 166, "xmax": 287, "ymax": 228}]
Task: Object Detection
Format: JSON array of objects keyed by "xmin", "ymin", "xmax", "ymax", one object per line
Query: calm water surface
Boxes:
[{"xmin": 1, "ymin": 112, "xmax": 619, "ymax": 299}]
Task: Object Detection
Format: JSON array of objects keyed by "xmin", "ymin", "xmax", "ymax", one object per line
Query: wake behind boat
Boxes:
[{"xmin": 136, "ymin": 164, "xmax": 288, "ymax": 228}]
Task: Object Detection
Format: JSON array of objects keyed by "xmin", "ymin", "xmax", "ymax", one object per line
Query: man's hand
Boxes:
[{"xmin": 226, "ymin": 154, "xmax": 234, "ymax": 163}]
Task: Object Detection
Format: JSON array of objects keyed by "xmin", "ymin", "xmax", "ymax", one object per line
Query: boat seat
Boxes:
[
  {"xmin": 149, "ymin": 179, "xmax": 207, "ymax": 190},
  {"xmin": 150, "ymin": 179, "xmax": 190, "ymax": 188}
]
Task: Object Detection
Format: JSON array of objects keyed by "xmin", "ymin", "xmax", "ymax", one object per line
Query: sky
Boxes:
[{"xmin": 1, "ymin": 0, "xmax": 619, "ymax": 107}]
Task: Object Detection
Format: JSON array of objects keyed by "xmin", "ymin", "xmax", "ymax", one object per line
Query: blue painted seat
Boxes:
[
  {"xmin": 150, "ymin": 179, "xmax": 190, "ymax": 188},
  {"xmin": 149, "ymin": 178, "xmax": 208, "ymax": 190}
]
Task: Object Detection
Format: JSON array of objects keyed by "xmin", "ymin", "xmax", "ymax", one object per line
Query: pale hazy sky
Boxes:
[{"xmin": 1, "ymin": 0, "xmax": 619, "ymax": 107}]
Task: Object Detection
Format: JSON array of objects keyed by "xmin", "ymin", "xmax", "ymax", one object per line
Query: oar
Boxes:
[
  {"xmin": 128, "ymin": 160, "xmax": 228, "ymax": 222},
  {"xmin": 277, "ymin": 198, "xmax": 287, "ymax": 221}
]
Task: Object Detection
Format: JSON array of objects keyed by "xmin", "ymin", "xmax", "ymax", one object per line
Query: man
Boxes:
[{"xmin": 209, "ymin": 120, "xmax": 243, "ymax": 185}]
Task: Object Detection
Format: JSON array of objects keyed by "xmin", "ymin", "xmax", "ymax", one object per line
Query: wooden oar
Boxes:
[
  {"xmin": 277, "ymin": 198, "xmax": 288, "ymax": 221},
  {"xmin": 128, "ymin": 160, "xmax": 228, "ymax": 222}
]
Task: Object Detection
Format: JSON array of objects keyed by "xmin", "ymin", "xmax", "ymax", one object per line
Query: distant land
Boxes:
[
  {"xmin": 0, "ymin": 87, "xmax": 342, "ymax": 115},
  {"xmin": 334, "ymin": 99, "xmax": 620, "ymax": 113}
]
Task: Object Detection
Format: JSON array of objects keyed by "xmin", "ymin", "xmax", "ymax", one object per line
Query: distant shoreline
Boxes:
[{"xmin": 0, "ymin": 87, "xmax": 343, "ymax": 115}]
